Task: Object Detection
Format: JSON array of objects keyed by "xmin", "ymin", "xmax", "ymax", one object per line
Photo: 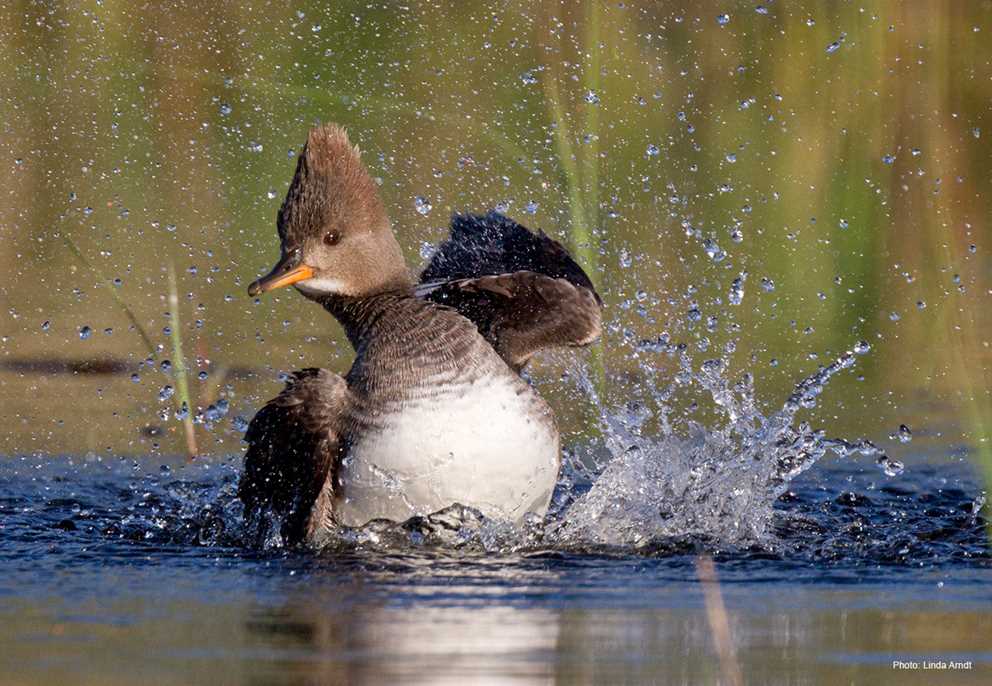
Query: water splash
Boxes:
[
  {"xmin": 4, "ymin": 452, "xmax": 983, "ymax": 567},
  {"xmin": 546, "ymin": 344, "xmax": 901, "ymax": 549}
]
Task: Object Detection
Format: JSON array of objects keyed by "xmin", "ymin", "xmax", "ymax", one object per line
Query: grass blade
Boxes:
[
  {"xmin": 168, "ymin": 264, "xmax": 198, "ymax": 460},
  {"xmin": 62, "ymin": 233, "xmax": 156, "ymax": 357}
]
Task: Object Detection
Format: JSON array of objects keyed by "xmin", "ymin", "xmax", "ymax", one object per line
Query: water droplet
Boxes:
[
  {"xmin": 826, "ymin": 35, "xmax": 846, "ymax": 53},
  {"xmin": 520, "ymin": 70, "xmax": 537, "ymax": 85},
  {"xmin": 204, "ymin": 399, "xmax": 230, "ymax": 422},
  {"xmin": 524, "ymin": 201, "xmax": 539, "ymax": 214},
  {"xmin": 911, "ymin": 147, "xmax": 922, "ymax": 157},
  {"xmin": 729, "ymin": 274, "xmax": 746, "ymax": 305},
  {"xmin": 882, "ymin": 153, "xmax": 896, "ymax": 165},
  {"xmin": 878, "ymin": 456, "xmax": 904, "ymax": 477},
  {"xmin": 130, "ymin": 373, "xmax": 141, "ymax": 384},
  {"xmin": 41, "ymin": 320, "xmax": 50, "ymax": 331},
  {"xmin": 266, "ymin": 189, "xmax": 276, "ymax": 200},
  {"xmin": 853, "ymin": 340, "xmax": 871, "ymax": 355},
  {"xmin": 703, "ymin": 239, "xmax": 725, "ymax": 262},
  {"xmin": 725, "ymin": 153, "xmax": 737, "ymax": 163},
  {"xmin": 755, "ymin": 5, "xmax": 768, "ymax": 14},
  {"xmin": 916, "ymin": 300, "xmax": 927, "ymax": 310},
  {"xmin": 233, "ymin": 415, "xmax": 250, "ymax": 432},
  {"xmin": 760, "ymin": 277, "xmax": 775, "ymax": 292},
  {"xmin": 248, "ymin": 141, "xmax": 263, "ymax": 153},
  {"xmin": 972, "ymin": 127, "xmax": 981, "ymax": 139},
  {"xmin": 159, "ymin": 385, "xmax": 174, "ymax": 401},
  {"xmin": 839, "ymin": 218, "xmax": 849, "ymax": 229},
  {"xmin": 160, "ymin": 360, "xmax": 172, "ymax": 373},
  {"xmin": 419, "ymin": 242, "xmax": 436, "ymax": 260},
  {"xmin": 898, "ymin": 424, "xmax": 912, "ymax": 443},
  {"xmin": 413, "ymin": 196, "xmax": 432, "ymax": 216},
  {"xmin": 198, "ymin": 370, "xmax": 208, "ymax": 381},
  {"xmin": 584, "ymin": 90, "xmax": 600, "ymax": 105},
  {"xmin": 716, "ymin": 13, "xmax": 730, "ymax": 25},
  {"xmin": 79, "ymin": 326, "xmax": 92, "ymax": 340},
  {"xmin": 646, "ymin": 144, "xmax": 660, "ymax": 157},
  {"xmin": 889, "ymin": 311, "xmax": 901, "ymax": 321},
  {"xmin": 219, "ymin": 103, "xmax": 232, "ymax": 116}
]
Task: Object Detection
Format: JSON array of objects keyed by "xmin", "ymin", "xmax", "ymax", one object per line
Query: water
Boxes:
[
  {"xmin": 2, "ymin": 357, "xmax": 990, "ymax": 684},
  {"xmin": 1, "ymin": 455, "xmax": 988, "ymax": 684}
]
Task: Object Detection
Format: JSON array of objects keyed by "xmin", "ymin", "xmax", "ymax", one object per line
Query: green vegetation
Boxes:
[
  {"xmin": 0, "ymin": 2, "xmax": 987, "ymax": 490},
  {"xmin": 167, "ymin": 264, "xmax": 198, "ymax": 459}
]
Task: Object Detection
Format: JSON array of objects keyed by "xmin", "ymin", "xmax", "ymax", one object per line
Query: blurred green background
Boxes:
[{"xmin": 0, "ymin": 0, "xmax": 988, "ymax": 472}]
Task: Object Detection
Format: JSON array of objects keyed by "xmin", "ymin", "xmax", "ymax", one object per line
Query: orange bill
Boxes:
[{"xmin": 248, "ymin": 263, "xmax": 314, "ymax": 296}]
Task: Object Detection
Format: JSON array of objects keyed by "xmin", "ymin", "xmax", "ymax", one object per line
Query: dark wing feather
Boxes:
[
  {"xmin": 238, "ymin": 368, "xmax": 348, "ymax": 547},
  {"xmin": 421, "ymin": 212, "xmax": 600, "ymax": 298},
  {"xmin": 418, "ymin": 212, "xmax": 602, "ymax": 370}
]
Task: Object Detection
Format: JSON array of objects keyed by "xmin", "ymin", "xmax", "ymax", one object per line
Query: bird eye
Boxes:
[{"xmin": 323, "ymin": 231, "xmax": 340, "ymax": 246}]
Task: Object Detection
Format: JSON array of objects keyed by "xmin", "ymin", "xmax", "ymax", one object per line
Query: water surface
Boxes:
[{"xmin": 2, "ymin": 449, "xmax": 988, "ymax": 685}]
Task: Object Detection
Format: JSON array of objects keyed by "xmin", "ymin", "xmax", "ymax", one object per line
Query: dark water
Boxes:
[{"xmin": 1, "ymin": 453, "xmax": 989, "ymax": 685}]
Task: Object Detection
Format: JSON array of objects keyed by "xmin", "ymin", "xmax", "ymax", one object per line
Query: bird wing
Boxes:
[
  {"xmin": 238, "ymin": 368, "xmax": 349, "ymax": 547},
  {"xmin": 417, "ymin": 212, "xmax": 603, "ymax": 371}
]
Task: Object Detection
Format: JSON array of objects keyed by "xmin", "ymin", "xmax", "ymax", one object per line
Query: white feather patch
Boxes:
[
  {"xmin": 296, "ymin": 277, "xmax": 349, "ymax": 296},
  {"xmin": 333, "ymin": 374, "xmax": 560, "ymax": 527}
]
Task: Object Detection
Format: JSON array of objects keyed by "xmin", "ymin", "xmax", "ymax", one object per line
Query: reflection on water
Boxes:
[
  {"xmin": 248, "ymin": 601, "xmax": 561, "ymax": 685},
  {"xmin": 3, "ymin": 559, "xmax": 991, "ymax": 685}
]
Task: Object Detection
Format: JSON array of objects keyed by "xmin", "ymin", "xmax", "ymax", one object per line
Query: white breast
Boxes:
[{"xmin": 332, "ymin": 374, "xmax": 560, "ymax": 528}]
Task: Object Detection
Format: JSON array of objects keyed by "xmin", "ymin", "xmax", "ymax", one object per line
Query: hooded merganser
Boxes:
[{"xmin": 240, "ymin": 123, "xmax": 602, "ymax": 546}]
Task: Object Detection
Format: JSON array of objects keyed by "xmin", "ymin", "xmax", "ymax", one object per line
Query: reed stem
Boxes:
[{"xmin": 168, "ymin": 264, "xmax": 198, "ymax": 460}]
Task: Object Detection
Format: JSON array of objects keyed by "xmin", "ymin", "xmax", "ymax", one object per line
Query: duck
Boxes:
[{"xmin": 239, "ymin": 123, "xmax": 602, "ymax": 547}]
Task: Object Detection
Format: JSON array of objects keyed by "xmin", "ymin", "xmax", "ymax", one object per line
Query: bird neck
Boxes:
[{"xmin": 317, "ymin": 288, "xmax": 420, "ymax": 351}]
